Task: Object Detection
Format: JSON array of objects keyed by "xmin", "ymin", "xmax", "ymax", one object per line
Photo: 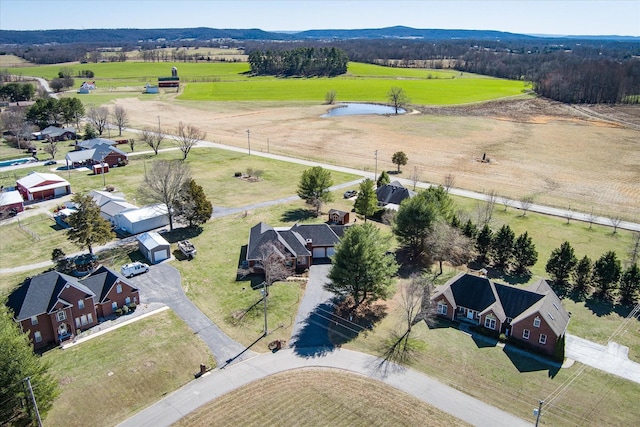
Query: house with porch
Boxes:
[
  {"xmin": 246, "ymin": 222, "xmax": 345, "ymax": 273},
  {"xmin": 65, "ymin": 142, "xmax": 128, "ymax": 169},
  {"xmin": 6, "ymin": 266, "xmax": 139, "ymax": 350},
  {"xmin": 431, "ymin": 272, "xmax": 570, "ymax": 357}
]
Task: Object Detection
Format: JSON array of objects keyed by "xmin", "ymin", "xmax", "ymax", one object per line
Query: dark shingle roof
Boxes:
[
  {"xmin": 291, "ymin": 223, "xmax": 340, "ymax": 246},
  {"xmin": 449, "ymin": 274, "xmax": 496, "ymax": 312},
  {"xmin": 376, "ymin": 181, "xmax": 416, "ymax": 205},
  {"xmin": 82, "ymin": 265, "xmax": 137, "ymax": 303},
  {"xmin": 494, "ymin": 283, "xmax": 544, "ymax": 319}
]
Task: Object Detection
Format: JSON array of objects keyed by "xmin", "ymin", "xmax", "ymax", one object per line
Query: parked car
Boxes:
[
  {"xmin": 120, "ymin": 262, "xmax": 149, "ymax": 278},
  {"xmin": 343, "ymin": 190, "xmax": 358, "ymax": 199},
  {"xmin": 43, "ymin": 160, "xmax": 57, "ymax": 166}
]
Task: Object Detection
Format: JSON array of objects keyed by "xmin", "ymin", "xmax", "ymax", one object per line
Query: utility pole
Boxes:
[
  {"xmin": 246, "ymin": 129, "xmax": 251, "ymax": 156},
  {"xmin": 262, "ymin": 281, "xmax": 268, "ymax": 336},
  {"xmin": 101, "ymin": 156, "xmax": 106, "ymax": 187},
  {"xmin": 374, "ymin": 150, "xmax": 378, "ymax": 181},
  {"xmin": 26, "ymin": 377, "xmax": 43, "ymax": 427},
  {"xmin": 267, "ymin": 137, "xmax": 270, "ymax": 153},
  {"xmin": 157, "ymin": 116, "xmax": 161, "ymax": 134},
  {"xmin": 534, "ymin": 399, "xmax": 544, "ymax": 427}
]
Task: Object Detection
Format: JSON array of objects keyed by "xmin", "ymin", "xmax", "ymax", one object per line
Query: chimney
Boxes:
[{"xmin": 305, "ymin": 238, "xmax": 313, "ymax": 249}]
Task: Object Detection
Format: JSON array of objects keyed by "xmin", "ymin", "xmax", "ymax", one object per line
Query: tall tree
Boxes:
[
  {"xmin": 0, "ymin": 305, "xmax": 58, "ymax": 426},
  {"xmin": 297, "ymin": 166, "xmax": 333, "ymax": 216},
  {"xmin": 376, "ymin": 170, "xmax": 390, "ymax": 187},
  {"xmin": 259, "ymin": 241, "xmax": 295, "ymax": 291},
  {"xmin": 173, "ymin": 121, "xmax": 206, "ymax": 160},
  {"xmin": 86, "ymin": 106, "xmax": 109, "ymax": 136},
  {"xmin": 572, "ymin": 255, "xmax": 593, "ymax": 300},
  {"xmin": 512, "ymin": 231, "xmax": 538, "ymax": 274},
  {"xmin": 58, "ymin": 97, "xmax": 84, "ymax": 128},
  {"xmin": 112, "ymin": 105, "xmax": 129, "ymax": 136},
  {"xmin": 326, "ymin": 223, "xmax": 398, "ymax": 309},
  {"xmin": 546, "ymin": 241, "xmax": 578, "ymax": 292},
  {"xmin": 491, "ymin": 224, "xmax": 515, "ymax": 269},
  {"xmin": 593, "ymin": 251, "xmax": 621, "ymax": 302},
  {"xmin": 66, "ymin": 193, "xmax": 114, "ymax": 254},
  {"xmin": 354, "ymin": 178, "xmax": 378, "ymax": 222},
  {"xmin": 44, "ymin": 139, "xmax": 59, "ymax": 159},
  {"xmin": 619, "ymin": 264, "xmax": 640, "ymax": 306},
  {"xmin": 394, "ymin": 194, "xmax": 437, "ymax": 263},
  {"xmin": 173, "ymin": 178, "xmax": 212, "ymax": 228},
  {"xmin": 426, "ymin": 221, "xmax": 476, "ymax": 276},
  {"xmin": 137, "ymin": 160, "xmax": 191, "ymax": 231},
  {"xmin": 391, "ymin": 151, "xmax": 408, "ymax": 173},
  {"xmin": 387, "ymin": 86, "xmax": 410, "ymax": 114},
  {"xmin": 475, "ymin": 224, "xmax": 493, "ymax": 263},
  {"xmin": 141, "ymin": 126, "xmax": 164, "ymax": 155}
]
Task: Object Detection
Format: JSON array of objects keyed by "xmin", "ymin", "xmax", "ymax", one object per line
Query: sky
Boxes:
[{"xmin": 0, "ymin": 0, "xmax": 639, "ymax": 37}]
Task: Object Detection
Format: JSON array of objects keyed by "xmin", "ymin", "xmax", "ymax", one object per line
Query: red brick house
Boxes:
[
  {"xmin": 6, "ymin": 266, "xmax": 139, "ymax": 350},
  {"xmin": 431, "ymin": 272, "xmax": 570, "ymax": 357},
  {"xmin": 16, "ymin": 172, "xmax": 71, "ymax": 201}
]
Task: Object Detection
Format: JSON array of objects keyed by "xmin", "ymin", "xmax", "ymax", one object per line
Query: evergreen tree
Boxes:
[
  {"xmin": 67, "ymin": 193, "xmax": 115, "ymax": 254},
  {"xmin": 377, "ymin": 170, "xmax": 390, "ymax": 187},
  {"xmin": 475, "ymin": 224, "xmax": 493, "ymax": 263},
  {"xmin": 173, "ymin": 178, "xmax": 213, "ymax": 228},
  {"xmin": 512, "ymin": 231, "xmax": 538, "ymax": 274},
  {"xmin": 393, "ymin": 194, "xmax": 437, "ymax": 263},
  {"xmin": 354, "ymin": 178, "xmax": 378, "ymax": 222},
  {"xmin": 491, "ymin": 224, "xmax": 515, "ymax": 269},
  {"xmin": 462, "ymin": 219, "xmax": 478, "ymax": 239},
  {"xmin": 297, "ymin": 166, "xmax": 334, "ymax": 216},
  {"xmin": 572, "ymin": 255, "xmax": 593, "ymax": 300},
  {"xmin": 83, "ymin": 123, "xmax": 98, "ymax": 140},
  {"xmin": 546, "ymin": 241, "xmax": 578, "ymax": 292},
  {"xmin": 326, "ymin": 223, "xmax": 398, "ymax": 308},
  {"xmin": 422, "ymin": 185, "xmax": 455, "ymax": 223},
  {"xmin": 619, "ymin": 264, "xmax": 640, "ymax": 306},
  {"xmin": 593, "ymin": 251, "xmax": 622, "ymax": 302},
  {"xmin": 391, "ymin": 151, "xmax": 408, "ymax": 173},
  {"xmin": 0, "ymin": 305, "xmax": 58, "ymax": 425}
]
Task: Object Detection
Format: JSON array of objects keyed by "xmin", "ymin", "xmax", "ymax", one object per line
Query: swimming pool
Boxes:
[{"xmin": 0, "ymin": 158, "xmax": 36, "ymax": 168}]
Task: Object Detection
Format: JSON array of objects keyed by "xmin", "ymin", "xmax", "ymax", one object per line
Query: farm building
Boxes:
[
  {"xmin": 0, "ymin": 190, "xmax": 24, "ymax": 214},
  {"xmin": 144, "ymin": 83, "xmax": 159, "ymax": 94},
  {"xmin": 114, "ymin": 203, "xmax": 169, "ymax": 235},
  {"xmin": 100, "ymin": 200, "xmax": 138, "ymax": 226},
  {"xmin": 16, "ymin": 172, "xmax": 71, "ymax": 201},
  {"xmin": 89, "ymin": 189, "xmax": 127, "ymax": 207},
  {"xmin": 137, "ymin": 231, "xmax": 171, "ymax": 264}
]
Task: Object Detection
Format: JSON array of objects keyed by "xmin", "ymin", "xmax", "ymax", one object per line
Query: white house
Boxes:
[
  {"xmin": 114, "ymin": 204, "xmax": 169, "ymax": 235},
  {"xmin": 137, "ymin": 231, "xmax": 171, "ymax": 264}
]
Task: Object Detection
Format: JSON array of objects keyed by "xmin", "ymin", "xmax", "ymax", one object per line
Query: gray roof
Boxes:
[
  {"xmin": 7, "ymin": 271, "xmax": 94, "ymax": 320},
  {"xmin": 82, "ymin": 265, "xmax": 137, "ymax": 303},
  {"xmin": 291, "ymin": 223, "xmax": 340, "ymax": 246},
  {"xmin": 76, "ymin": 138, "xmax": 116, "ymax": 150},
  {"xmin": 376, "ymin": 181, "xmax": 416, "ymax": 205},
  {"xmin": 246, "ymin": 222, "xmax": 342, "ymax": 261},
  {"xmin": 92, "ymin": 143, "xmax": 127, "ymax": 161}
]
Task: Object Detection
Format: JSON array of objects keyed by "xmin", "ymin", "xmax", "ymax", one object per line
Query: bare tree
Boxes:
[
  {"xmin": 87, "ymin": 106, "xmax": 109, "ymax": 136},
  {"xmin": 586, "ymin": 208, "xmax": 598, "ymax": 229},
  {"xmin": 564, "ymin": 206, "xmax": 574, "ymax": 224},
  {"xmin": 476, "ymin": 189, "xmax": 497, "ymax": 227},
  {"xmin": 610, "ymin": 216, "xmax": 623, "ymax": 234},
  {"xmin": 409, "ymin": 166, "xmax": 421, "ymax": 190},
  {"xmin": 112, "ymin": 105, "xmax": 129, "ymax": 136},
  {"xmin": 173, "ymin": 121, "xmax": 206, "ymax": 160},
  {"xmin": 137, "ymin": 160, "xmax": 190, "ymax": 231},
  {"xmin": 426, "ymin": 221, "xmax": 477, "ymax": 276},
  {"xmin": 0, "ymin": 109, "xmax": 26, "ymax": 145},
  {"xmin": 499, "ymin": 194, "xmax": 513, "ymax": 212},
  {"xmin": 443, "ymin": 173, "xmax": 455, "ymax": 193},
  {"xmin": 259, "ymin": 241, "xmax": 294, "ymax": 290},
  {"xmin": 519, "ymin": 195, "xmax": 534, "ymax": 216},
  {"xmin": 141, "ymin": 126, "xmax": 164, "ymax": 155},
  {"xmin": 128, "ymin": 138, "xmax": 135, "ymax": 152},
  {"xmin": 44, "ymin": 140, "xmax": 59, "ymax": 159},
  {"xmin": 629, "ymin": 232, "xmax": 640, "ymax": 265},
  {"xmin": 387, "ymin": 86, "xmax": 410, "ymax": 114}
]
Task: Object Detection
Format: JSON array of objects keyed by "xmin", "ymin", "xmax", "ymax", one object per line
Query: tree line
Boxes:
[{"xmin": 248, "ymin": 47, "xmax": 348, "ymax": 77}]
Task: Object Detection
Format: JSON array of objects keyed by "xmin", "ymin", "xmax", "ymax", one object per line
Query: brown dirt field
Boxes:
[{"xmin": 115, "ymin": 96, "xmax": 640, "ymax": 220}]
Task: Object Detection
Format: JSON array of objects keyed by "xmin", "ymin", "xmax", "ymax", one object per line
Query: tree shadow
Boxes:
[
  {"xmin": 158, "ymin": 226, "xmax": 203, "ymax": 243},
  {"xmin": 281, "ymin": 208, "xmax": 316, "ymax": 222},
  {"xmin": 584, "ymin": 296, "xmax": 615, "ymax": 317},
  {"xmin": 459, "ymin": 323, "xmax": 498, "ymax": 348},
  {"xmin": 291, "ymin": 301, "xmax": 339, "ymax": 358},
  {"xmin": 503, "ymin": 345, "xmax": 561, "ymax": 378}
]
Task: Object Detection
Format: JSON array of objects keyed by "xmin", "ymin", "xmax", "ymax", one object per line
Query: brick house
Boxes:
[
  {"xmin": 6, "ymin": 266, "xmax": 139, "ymax": 350},
  {"xmin": 431, "ymin": 272, "xmax": 570, "ymax": 357}
]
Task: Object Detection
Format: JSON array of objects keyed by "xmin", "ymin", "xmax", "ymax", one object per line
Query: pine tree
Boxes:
[
  {"xmin": 546, "ymin": 241, "xmax": 578, "ymax": 293},
  {"xmin": 619, "ymin": 264, "xmax": 640, "ymax": 306},
  {"xmin": 573, "ymin": 255, "xmax": 593, "ymax": 300},
  {"xmin": 512, "ymin": 231, "xmax": 538, "ymax": 274},
  {"xmin": 354, "ymin": 178, "xmax": 378, "ymax": 222},
  {"xmin": 476, "ymin": 224, "xmax": 493, "ymax": 263},
  {"xmin": 377, "ymin": 170, "xmax": 390, "ymax": 187},
  {"xmin": 593, "ymin": 251, "xmax": 622, "ymax": 302},
  {"xmin": 67, "ymin": 193, "xmax": 114, "ymax": 254},
  {"xmin": 297, "ymin": 166, "xmax": 333, "ymax": 216},
  {"xmin": 174, "ymin": 178, "xmax": 213, "ymax": 228},
  {"xmin": 491, "ymin": 224, "xmax": 515, "ymax": 269}
]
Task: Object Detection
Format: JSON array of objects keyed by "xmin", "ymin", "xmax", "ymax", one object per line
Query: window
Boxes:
[
  {"xmin": 75, "ymin": 317, "xmax": 81, "ymax": 328},
  {"xmin": 523, "ymin": 329, "xmax": 530, "ymax": 340},
  {"xmin": 80, "ymin": 315, "xmax": 88, "ymax": 326},
  {"xmin": 533, "ymin": 317, "xmax": 541, "ymax": 328},
  {"xmin": 34, "ymin": 331, "xmax": 42, "ymax": 343},
  {"xmin": 56, "ymin": 311, "xmax": 66, "ymax": 322},
  {"xmin": 437, "ymin": 302, "xmax": 447, "ymax": 315},
  {"xmin": 484, "ymin": 316, "xmax": 496, "ymax": 330},
  {"xmin": 30, "ymin": 316, "xmax": 38, "ymax": 326},
  {"xmin": 87, "ymin": 313, "xmax": 93, "ymax": 324},
  {"xmin": 111, "ymin": 302, "xmax": 117, "ymax": 311},
  {"xmin": 78, "ymin": 299, "xmax": 85, "ymax": 310},
  {"xmin": 539, "ymin": 334, "xmax": 547, "ymax": 345},
  {"xmin": 125, "ymin": 297, "xmax": 131, "ymax": 305},
  {"xmin": 116, "ymin": 284, "xmax": 123, "ymax": 294}
]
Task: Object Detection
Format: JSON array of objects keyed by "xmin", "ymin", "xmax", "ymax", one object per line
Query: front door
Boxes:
[{"xmin": 467, "ymin": 310, "xmax": 474, "ymax": 320}]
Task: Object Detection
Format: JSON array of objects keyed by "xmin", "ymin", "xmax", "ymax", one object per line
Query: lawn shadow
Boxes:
[
  {"xmin": 584, "ymin": 297, "xmax": 615, "ymax": 317},
  {"xmin": 281, "ymin": 208, "xmax": 316, "ymax": 222},
  {"xmin": 459, "ymin": 323, "xmax": 499, "ymax": 348},
  {"xmin": 157, "ymin": 226, "xmax": 203, "ymax": 243},
  {"xmin": 49, "ymin": 222, "xmax": 65, "ymax": 231},
  {"xmin": 503, "ymin": 345, "xmax": 561, "ymax": 378},
  {"xmin": 291, "ymin": 301, "xmax": 339, "ymax": 358}
]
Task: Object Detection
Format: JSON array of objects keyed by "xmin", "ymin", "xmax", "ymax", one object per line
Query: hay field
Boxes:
[{"xmin": 115, "ymin": 96, "xmax": 640, "ymax": 220}]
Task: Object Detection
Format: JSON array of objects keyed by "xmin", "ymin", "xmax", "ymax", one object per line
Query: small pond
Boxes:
[{"xmin": 321, "ymin": 103, "xmax": 406, "ymax": 117}]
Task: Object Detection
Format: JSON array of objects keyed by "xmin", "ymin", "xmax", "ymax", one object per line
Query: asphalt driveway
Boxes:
[{"xmin": 127, "ymin": 263, "xmax": 255, "ymax": 365}]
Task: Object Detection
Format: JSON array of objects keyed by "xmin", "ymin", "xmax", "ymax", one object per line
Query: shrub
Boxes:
[
  {"xmin": 122, "ymin": 305, "xmax": 129, "ymax": 314},
  {"xmin": 234, "ymin": 171, "xmax": 242, "ymax": 177},
  {"xmin": 127, "ymin": 302, "xmax": 137, "ymax": 311},
  {"xmin": 114, "ymin": 308, "xmax": 123, "ymax": 316}
]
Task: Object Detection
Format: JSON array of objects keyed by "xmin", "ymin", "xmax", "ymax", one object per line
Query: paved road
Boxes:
[
  {"xmin": 126, "ymin": 263, "xmax": 255, "ymax": 366},
  {"xmin": 565, "ymin": 333, "xmax": 640, "ymax": 384},
  {"xmin": 117, "ymin": 347, "xmax": 532, "ymax": 427}
]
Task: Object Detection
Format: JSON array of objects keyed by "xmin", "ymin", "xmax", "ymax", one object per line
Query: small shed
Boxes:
[
  {"xmin": 137, "ymin": 231, "xmax": 170, "ymax": 264},
  {"xmin": 0, "ymin": 190, "xmax": 24, "ymax": 213},
  {"xmin": 92, "ymin": 164, "xmax": 109, "ymax": 175},
  {"xmin": 328, "ymin": 209, "xmax": 350, "ymax": 225}
]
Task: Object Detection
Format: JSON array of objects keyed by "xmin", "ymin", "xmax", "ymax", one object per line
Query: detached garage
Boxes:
[
  {"xmin": 0, "ymin": 190, "xmax": 24, "ymax": 214},
  {"xmin": 137, "ymin": 232, "xmax": 170, "ymax": 264},
  {"xmin": 16, "ymin": 172, "xmax": 71, "ymax": 201},
  {"xmin": 114, "ymin": 204, "xmax": 169, "ymax": 235}
]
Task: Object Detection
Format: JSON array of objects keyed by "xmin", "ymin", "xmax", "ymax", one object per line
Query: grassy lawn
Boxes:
[
  {"xmin": 42, "ymin": 310, "xmax": 214, "ymax": 427},
  {"xmin": 175, "ymin": 369, "xmax": 469, "ymax": 427},
  {"xmin": 343, "ymin": 295, "xmax": 640, "ymax": 427}
]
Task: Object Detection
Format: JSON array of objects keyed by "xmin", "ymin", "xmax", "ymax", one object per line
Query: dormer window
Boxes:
[{"xmin": 533, "ymin": 317, "xmax": 541, "ymax": 328}]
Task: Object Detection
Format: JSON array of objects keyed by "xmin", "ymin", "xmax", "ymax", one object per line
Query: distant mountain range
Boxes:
[{"xmin": 1, "ymin": 25, "xmax": 637, "ymax": 45}]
